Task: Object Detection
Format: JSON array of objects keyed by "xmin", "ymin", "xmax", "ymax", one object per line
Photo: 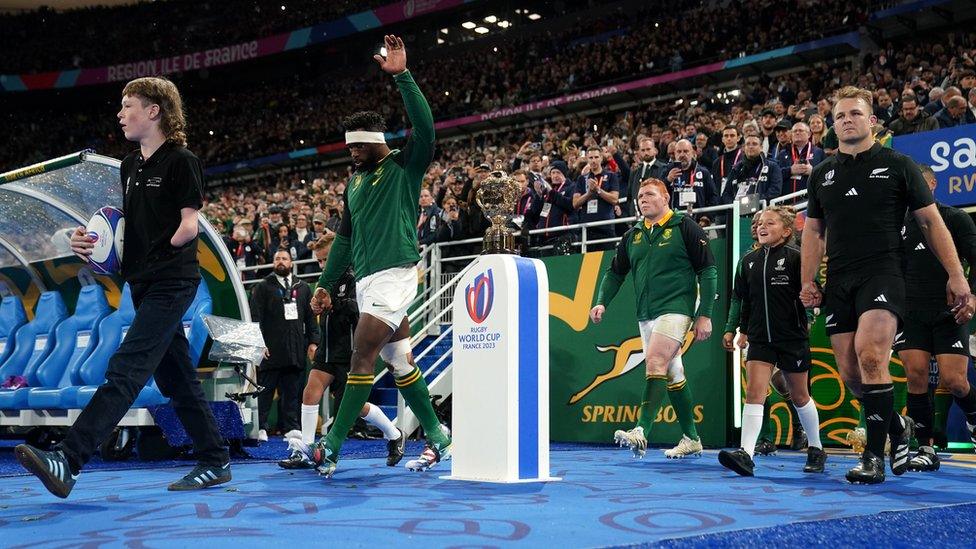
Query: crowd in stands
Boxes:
[
  {"xmin": 2, "ymin": 0, "xmax": 891, "ymax": 172},
  {"xmin": 203, "ymin": 27, "xmax": 976, "ymax": 273},
  {"xmin": 0, "ymin": 0, "xmax": 391, "ymax": 74}
]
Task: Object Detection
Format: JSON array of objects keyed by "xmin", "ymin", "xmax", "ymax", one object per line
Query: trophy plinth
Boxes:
[{"xmin": 476, "ymin": 170, "xmax": 521, "ymax": 255}]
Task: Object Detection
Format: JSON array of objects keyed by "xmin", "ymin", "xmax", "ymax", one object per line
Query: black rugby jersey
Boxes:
[
  {"xmin": 902, "ymin": 203, "xmax": 976, "ymax": 310},
  {"xmin": 806, "ymin": 143, "xmax": 933, "ymax": 278}
]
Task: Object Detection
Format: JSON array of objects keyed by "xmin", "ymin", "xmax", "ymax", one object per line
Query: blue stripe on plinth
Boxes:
[{"xmin": 515, "ymin": 257, "xmax": 539, "ymax": 480}]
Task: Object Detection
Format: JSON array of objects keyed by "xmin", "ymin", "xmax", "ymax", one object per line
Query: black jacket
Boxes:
[
  {"xmin": 315, "ymin": 268, "xmax": 358, "ymax": 365},
  {"xmin": 720, "ymin": 155, "xmax": 783, "ymax": 204},
  {"xmin": 250, "ymin": 273, "xmax": 319, "ymax": 369},
  {"xmin": 734, "ymin": 243, "xmax": 808, "ymax": 343}
]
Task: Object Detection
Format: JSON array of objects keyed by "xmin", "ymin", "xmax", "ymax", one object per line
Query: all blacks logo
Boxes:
[{"xmin": 822, "ymin": 169, "xmax": 835, "ymax": 186}]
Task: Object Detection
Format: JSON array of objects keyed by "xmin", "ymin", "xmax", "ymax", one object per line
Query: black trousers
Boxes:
[
  {"xmin": 257, "ymin": 366, "xmax": 302, "ymax": 432},
  {"xmin": 60, "ymin": 279, "xmax": 228, "ymax": 469}
]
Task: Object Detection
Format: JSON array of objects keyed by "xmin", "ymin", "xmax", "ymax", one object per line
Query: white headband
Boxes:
[{"xmin": 345, "ymin": 131, "xmax": 386, "ymax": 145}]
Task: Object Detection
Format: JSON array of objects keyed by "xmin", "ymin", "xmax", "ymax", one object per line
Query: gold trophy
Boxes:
[{"xmin": 476, "ymin": 169, "xmax": 521, "ymax": 254}]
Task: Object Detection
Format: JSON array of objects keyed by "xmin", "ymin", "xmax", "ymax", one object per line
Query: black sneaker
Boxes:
[
  {"xmin": 168, "ymin": 463, "xmax": 232, "ymax": 491},
  {"xmin": 889, "ymin": 414, "xmax": 915, "ymax": 476},
  {"xmin": 718, "ymin": 448, "xmax": 755, "ymax": 477},
  {"xmin": 846, "ymin": 451, "xmax": 885, "ymax": 484},
  {"xmin": 754, "ymin": 438, "xmax": 777, "ymax": 456},
  {"xmin": 932, "ymin": 430, "xmax": 949, "ymax": 451},
  {"xmin": 790, "ymin": 427, "xmax": 808, "ymax": 451},
  {"xmin": 386, "ymin": 428, "xmax": 406, "ymax": 466},
  {"xmin": 907, "ymin": 446, "xmax": 940, "ymax": 472},
  {"xmin": 803, "ymin": 446, "xmax": 827, "ymax": 473},
  {"xmin": 15, "ymin": 444, "xmax": 78, "ymax": 499}
]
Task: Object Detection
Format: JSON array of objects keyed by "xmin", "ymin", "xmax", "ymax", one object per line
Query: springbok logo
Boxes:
[
  {"xmin": 568, "ymin": 332, "xmax": 695, "ymax": 404},
  {"xmin": 465, "ymin": 269, "xmax": 494, "ymax": 324}
]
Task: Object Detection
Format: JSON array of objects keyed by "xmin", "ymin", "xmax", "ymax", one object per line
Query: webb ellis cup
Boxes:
[{"xmin": 476, "ymin": 170, "xmax": 521, "ymax": 254}]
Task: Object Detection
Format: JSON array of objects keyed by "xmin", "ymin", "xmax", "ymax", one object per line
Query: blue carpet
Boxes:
[{"xmin": 2, "ymin": 445, "xmax": 976, "ymax": 547}]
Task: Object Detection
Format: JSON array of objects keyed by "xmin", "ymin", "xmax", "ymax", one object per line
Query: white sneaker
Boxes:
[
  {"xmin": 257, "ymin": 429, "xmax": 268, "ymax": 443},
  {"xmin": 405, "ymin": 443, "xmax": 450, "ymax": 472},
  {"xmin": 282, "ymin": 430, "xmax": 302, "ymax": 441},
  {"xmin": 613, "ymin": 426, "xmax": 647, "ymax": 458},
  {"xmin": 664, "ymin": 435, "xmax": 702, "ymax": 459}
]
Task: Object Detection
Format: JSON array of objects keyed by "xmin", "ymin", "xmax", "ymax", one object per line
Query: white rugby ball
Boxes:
[{"xmin": 85, "ymin": 206, "xmax": 125, "ymax": 275}]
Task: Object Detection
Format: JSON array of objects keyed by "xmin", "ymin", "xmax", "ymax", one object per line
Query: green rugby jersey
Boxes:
[
  {"xmin": 596, "ymin": 210, "xmax": 718, "ymax": 321},
  {"xmin": 317, "ymin": 70, "xmax": 435, "ymax": 292}
]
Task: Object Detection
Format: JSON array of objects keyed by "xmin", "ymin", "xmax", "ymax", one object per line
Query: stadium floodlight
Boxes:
[
  {"xmin": 497, "ymin": 20, "xmax": 510, "ymax": 28},
  {"xmin": 462, "ymin": 21, "xmax": 476, "ymax": 29},
  {"xmin": 280, "ymin": 5, "xmax": 285, "ymax": 10},
  {"xmin": 209, "ymin": 130, "xmax": 214, "ymax": 135},
  {"xmin": 492, "ymin": 46, "xmax": 498, "ymax": 52},
  {"xmin": 528, "ymin": 13, "xmax": 541, "ymax": 20},
  {"xmin": 484, "ymin": 15, "xmax": 498, "ymax": 23},
  {"xmin": 437, "ymin": 38, "xmax": 445, "ymax": 44},
  {"xmin": 299, "ymin": 139, "xmax": 305, "ymax": 145},
  {"xmin": 440, "ymin": 28, "xmax": 449, "ymax": 34},
  {"xmin": 728, "ymin": 89, "xmax": 741, "ymax": 97},
  {"xmin": 474, "ymin": 26, "xmax": 489, "ymax": 34}
]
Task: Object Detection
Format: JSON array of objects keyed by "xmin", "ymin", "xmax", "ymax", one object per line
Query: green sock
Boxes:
[
  {"xmin": 322, "ymin": 374, "xmax": 374, "ymax": 459},
  {"xmin": 758, "ymin": 392, "xmax": 773, "ymax": 441},
  {"xmin": 636, "ymin": 375, "xmax": 668, "ymax": 436},
  {"xmin": 667, "ymin": 380, "xmax": 699, "ymax": 440},
  {"xmin": 396, "ymin": 367, "xmax": 450, "ymax": 449},
  {"xmin": 933, "ymin": 389, "xmax": 953, "ymax": 436}
]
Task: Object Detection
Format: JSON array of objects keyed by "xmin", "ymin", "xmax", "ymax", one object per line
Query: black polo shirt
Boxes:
[
  {"xmin": 120, "ymin": 141, "xmax": 204, "ymax": 282},
  {"xmin": 806, "ymin": 143, "xmax": 933, "ymax": 278}
]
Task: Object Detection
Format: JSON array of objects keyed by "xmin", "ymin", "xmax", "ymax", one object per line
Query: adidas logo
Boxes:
[
  {"xmin": 845, "ymin": 188, "xmax": 859, "ymax": 197},
  {"xmin": 874, "ymin": 294, "xmax": 888, "ymax": 303},
  {"xmin": 953, "ymin": 341, "xmax": 964, "ymax": 349},
  {"xmin": 866, "ymin": 414, "xmax": 884, "ymax": 421},
  {"xmin": 915, "ymin": 243, "xmax": 926, "ymax": 251}
]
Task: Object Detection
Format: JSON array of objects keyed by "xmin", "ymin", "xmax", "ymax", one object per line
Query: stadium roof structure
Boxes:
[{"xmin": 0, "ymin": 151, "xmax": 249, "ymax": 319}]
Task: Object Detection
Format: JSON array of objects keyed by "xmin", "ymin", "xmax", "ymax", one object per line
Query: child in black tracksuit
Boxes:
[{"xmin": 719, "ymin": 206, "xmax": 826, "ymax": 477}]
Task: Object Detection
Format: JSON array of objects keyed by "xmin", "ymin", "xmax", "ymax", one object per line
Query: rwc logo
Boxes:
[{"xmin": 465, "ymin": 269, "xmax": 494, "ymax": 324}]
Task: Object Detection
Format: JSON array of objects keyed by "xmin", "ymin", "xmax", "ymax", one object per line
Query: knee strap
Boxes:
[
  {"xmin": 381, "ymin": 339, "xmax": 413, "ymax": 377},
  {"xmin": 667, "ymin": 353, "xmax": 685, "ymax": 386}
]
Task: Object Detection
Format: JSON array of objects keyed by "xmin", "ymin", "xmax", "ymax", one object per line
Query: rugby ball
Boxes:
[{"xmin": 85, "ymin": 206, "xmax": 125, "ymax": 275}]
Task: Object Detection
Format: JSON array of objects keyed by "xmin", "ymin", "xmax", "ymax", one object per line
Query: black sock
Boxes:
[
  {"xmin": 785, "ymin": 398, "xmax": 802, "ymax": 431},
  {"xmin": 954, "ymin": 386, "xmax": 976, "ymax": 426},
  {"xmin": 906, "ymin": 391, "xmax": 932, "ymax": 445},
  {"xmin": 861, "ymin": 383, "xmax": 894, "ymax": 457}
]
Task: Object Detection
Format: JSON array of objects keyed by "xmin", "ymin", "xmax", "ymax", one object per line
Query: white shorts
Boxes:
[
  {"xmin": 638, "ymin": 313, "xmax": 693, "ymax": 354},
  {"xmin": 356, "ymin": 265, "xmax": 418, "ymax": 330}
]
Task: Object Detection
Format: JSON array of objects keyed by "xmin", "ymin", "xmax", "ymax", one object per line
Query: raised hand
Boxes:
[{"xmin": 373, "ymin": 35, "xmax": 407, "ymax": 75}]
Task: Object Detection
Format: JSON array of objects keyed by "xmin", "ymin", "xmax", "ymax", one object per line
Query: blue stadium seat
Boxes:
[
  {"xmin": 184, "ymin": 280, "xmax": 213, "ymax": 365},
  {"xmin": 0, "ymin": 291, "xmax": 68, "ymax": 409},
  {"xmin": 26, "ymin": 286, "xmax": 112, "ymax": 410},
  {"xmin": 71, "ymin": 281, "xmax": 213, "ymax": 409},
  {"xmin": 0, "ymin": 295, "xmax": 29, "ymax": 367},
  {"xmin": 71, "ymin": 284, "xmax": 135, "ymax": 408}
]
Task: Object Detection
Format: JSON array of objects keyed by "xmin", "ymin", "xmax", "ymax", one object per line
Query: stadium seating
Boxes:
[
  {"xmin": 0, "ymin": 295, "xmax": 29, "ymax": 367},
  {"xmin": 0, "ymin": 291, "xmax": 68, "ymax": 408},
  {"xmin": 26, "ymin": 285, "xmax": 111, "ymax": 409}
]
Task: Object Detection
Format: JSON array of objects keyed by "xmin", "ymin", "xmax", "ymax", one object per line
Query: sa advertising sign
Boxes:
[{"xmin": 893, "ymin": 125, "xmax": 976, "ymax": 208}]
